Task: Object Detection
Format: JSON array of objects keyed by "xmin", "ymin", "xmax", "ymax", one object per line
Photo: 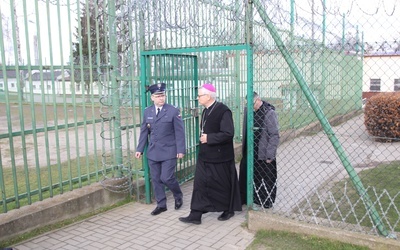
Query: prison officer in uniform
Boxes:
[{"xmin": 135, "ymin": 83, "xmax": 186, "ymax": 216}]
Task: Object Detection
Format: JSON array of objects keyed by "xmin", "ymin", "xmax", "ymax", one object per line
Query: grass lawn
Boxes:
[
  {"xmin": 247, "ymin": 230, "xmax": 369, "ymax": 250},
  {"xmin": 298, "ymin": 161, "xmax": 400, "ymax": 233}
]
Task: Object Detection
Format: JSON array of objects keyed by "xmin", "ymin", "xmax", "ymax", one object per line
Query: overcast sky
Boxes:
[
  {"xmin": 1, "ymin": 0, "xmax": 76, "ymax": 65},
  {"xmin": 284, "ymin": 0, "xmax": 399, "ymax": 43}
]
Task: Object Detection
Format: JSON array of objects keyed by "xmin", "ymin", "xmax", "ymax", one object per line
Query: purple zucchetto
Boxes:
[{"xmin": 201, "ymin": 83, "xmax": 216, "ymax": 92}]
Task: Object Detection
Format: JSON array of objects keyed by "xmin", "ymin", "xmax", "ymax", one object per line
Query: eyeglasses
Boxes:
[{"xmin": 197, "ymin": 94, "xmax": 207, "ymax": 98}]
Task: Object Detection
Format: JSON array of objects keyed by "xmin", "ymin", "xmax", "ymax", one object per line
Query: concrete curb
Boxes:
[
  {"xmin": 248, "ymin": 211, "xmax": 400, "ymax": 250},
  {"xmin": 0, "ymin": 183, "xmax": 127, "ymax": 242}
]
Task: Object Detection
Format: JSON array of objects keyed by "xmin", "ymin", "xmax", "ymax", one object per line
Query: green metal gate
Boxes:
[{"xmin": 139, "ymin": 53, "xmax": 200, "ymax": 203}]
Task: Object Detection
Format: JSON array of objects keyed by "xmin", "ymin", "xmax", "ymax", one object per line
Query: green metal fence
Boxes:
[{"xmin": 0, "ymin": 0, "xmax": 399, "ymax": 239}]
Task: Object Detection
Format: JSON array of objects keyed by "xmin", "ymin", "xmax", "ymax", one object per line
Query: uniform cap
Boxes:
[{"xmin": 148, "ymin": 83, "xmax": 166, "ymax": 94}]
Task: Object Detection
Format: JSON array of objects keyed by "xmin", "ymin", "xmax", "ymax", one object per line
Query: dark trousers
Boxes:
[
  {"xmin": 148, "ymin": 158, "xmax": 183, "ymax": 208},
  {"xmin": 239, "ymin": 155, "xmax": 277, "ymax": 208},
  {"xmin": 254, "ymin": 159, "xmax": 277, "ymax": 207}
]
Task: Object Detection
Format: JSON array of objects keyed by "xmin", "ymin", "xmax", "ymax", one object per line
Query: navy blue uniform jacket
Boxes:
[{"xmin": 136, "ymin": 103, "xmax": 186, "ymax": 161}]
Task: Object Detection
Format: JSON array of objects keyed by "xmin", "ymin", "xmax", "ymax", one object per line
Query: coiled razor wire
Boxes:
[
  {"xmin": 100, "ymin": 172, "xmax": 133, "ymax": 193},
  {"xmin": 95, "ymin": 38, "xmax": 135, "ymax": 193},
  {"xmin": 98, "ymin": 70, "xmax": 135, "ymax": 193}
]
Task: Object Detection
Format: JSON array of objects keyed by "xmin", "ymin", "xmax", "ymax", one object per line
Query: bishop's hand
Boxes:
[{"xmin": 200, "ymin": 133, "xmax": 207, "ymax": 144}]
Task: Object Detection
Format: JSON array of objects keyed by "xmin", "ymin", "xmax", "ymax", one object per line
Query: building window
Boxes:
[
  {"xmin": 395, "ymin": 79, "xmax": 400, "ymax": 91},
  {"xmin": 370, "ymin": 79, "xmax": 381, "ymax": 91}
]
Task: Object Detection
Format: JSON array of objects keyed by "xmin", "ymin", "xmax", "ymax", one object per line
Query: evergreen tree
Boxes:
[{"xmin": 71, "ymin": 0, "xmax": 107, "ymax": 97}]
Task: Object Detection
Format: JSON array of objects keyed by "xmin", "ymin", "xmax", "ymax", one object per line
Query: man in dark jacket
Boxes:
[
  {"xmin": 179, "ymin": 83, "xmax": 242, "ymax": 225},
  {"xmin": 135, "ymin": 83, "xmax": 186, "ymax": 216},
  {"xmin": 239, "ymin": 92, "xmax": 280, "ymax": 209}
]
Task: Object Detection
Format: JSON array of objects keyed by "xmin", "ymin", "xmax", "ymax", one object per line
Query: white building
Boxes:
[
  {"xmin": 0, "ymin": 70, "xmax": 101, "ymax": 97},
  {"xmin": 362, "ymin": 52, "xmax": 400, "ymax": 99}
]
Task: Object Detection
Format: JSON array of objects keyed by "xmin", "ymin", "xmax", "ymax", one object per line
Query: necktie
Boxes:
[{"xmin": 156, "ymin": 108, "xmax": 160, "ymax": 117}]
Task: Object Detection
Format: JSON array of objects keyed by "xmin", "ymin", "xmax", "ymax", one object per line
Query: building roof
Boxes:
[
  {"xmin": 0, "ymin": 70, "xmax": 19, "ymax": 79},
  {"xmin": 25, "ymin": 70, "xmax": 63, "ymax": 81},
  {"xmin": 364, "ymin": 51, "xmax": 400, "ymax": 57}
]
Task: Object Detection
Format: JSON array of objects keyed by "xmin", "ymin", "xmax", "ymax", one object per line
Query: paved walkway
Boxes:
[{"xmin": 11, "ymin": 181, "xmax": 255, "ymax": 250}]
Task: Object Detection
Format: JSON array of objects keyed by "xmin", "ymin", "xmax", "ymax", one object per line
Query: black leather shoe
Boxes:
[
  {"xmin": 151, "ymin": 207, "xmax": 167, "ymax": 215},
  {"xmin": 179, "ymin": 216, "xmax": 201, "ymax": 225},
  {"xmin": 217, "ymin": 211, "xmax": 234, "ymax": 221},
  {"xmin": 175, "ymin": 199, "xmax": 183, "ymax": 210}
]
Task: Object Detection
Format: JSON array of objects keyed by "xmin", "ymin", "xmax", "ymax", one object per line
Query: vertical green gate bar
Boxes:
[
  {"xmin": 108, "ymin": 0, "xmax": 123, "ymax": 176},
  {"xmin": 45, "ymin": 0, "xmax": 60, "ymax": 196},
  {"xmin": 245, "ymin": 49, "xmax": 255, "ymax": 207},
  {"xmin": 56, "ymin": 0, "xmax": 68, "ymax": 193},
  {"xmin": 21, "ymin": 0, "xmax": 33, "ymax": 204},
  {"xmin": 9, "ymin": 0, "xmax": 22, "ymax": 208},
  {"xmin": 253, "ymin": 0, "xmax": 389, "ymax": 237},
  {"xmin": 139, "ymin": 54, "xmax": 151, "ymax": 203},
  {"xmin": 245, "ymin": 0, "xmax": 255, "ymax": 207},
  {"xmin": 0, "ymin": 8, "xmax": 8, "ymax": 211}
]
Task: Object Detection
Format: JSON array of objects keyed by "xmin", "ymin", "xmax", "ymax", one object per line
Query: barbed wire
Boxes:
[{"xmin": 32, "ymin": 0, "xmax": 400, "ymax": 20}]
